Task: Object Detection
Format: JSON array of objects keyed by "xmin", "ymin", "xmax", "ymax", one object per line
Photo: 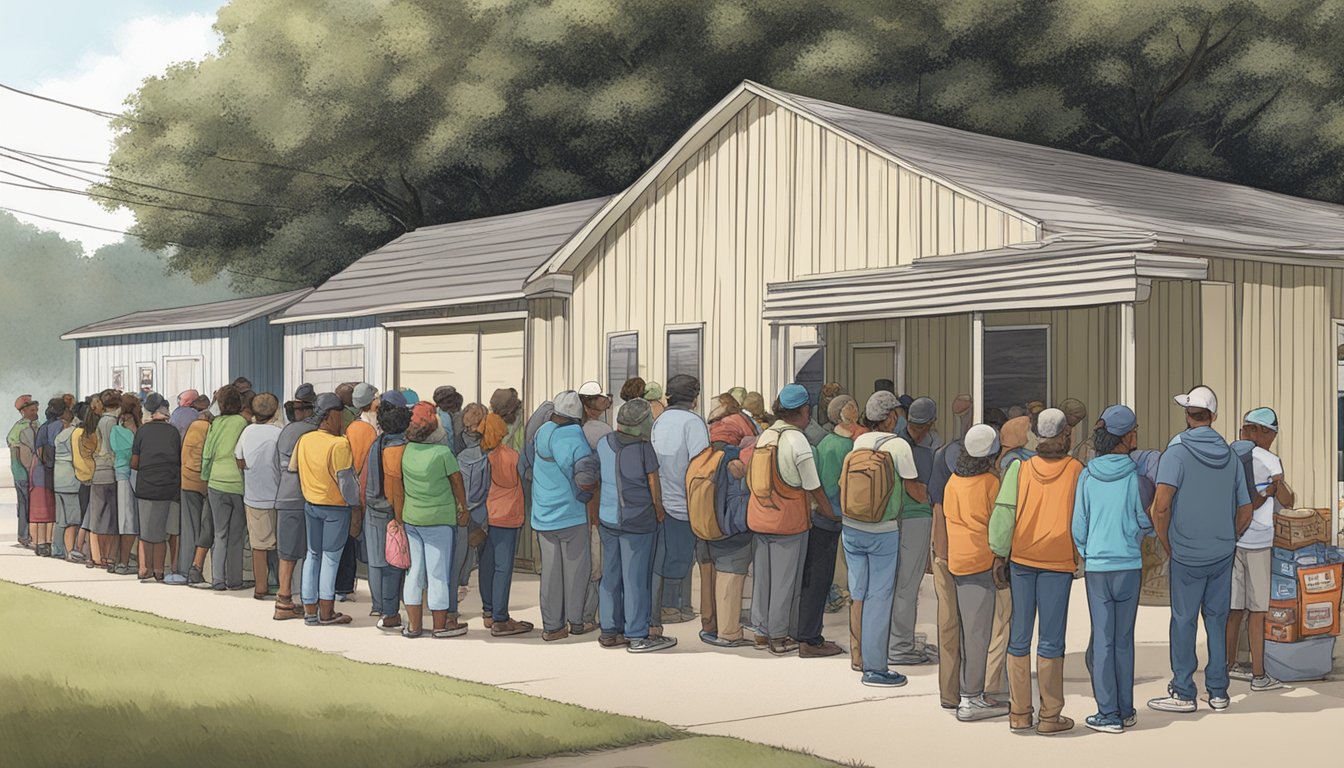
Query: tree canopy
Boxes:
[{"xmin": 104, "ymin": 0, "xmax": 1344, "ymax": 289}]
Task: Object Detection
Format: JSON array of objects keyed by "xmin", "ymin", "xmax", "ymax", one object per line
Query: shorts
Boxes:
[
  {"xmin": 166, "ymin": 500, "xmax": 180, "ymax": 537},
  {"xmin": 116, "ymin": 479, "xmax": 140, "ymax": 536},
  {"xmin": 246, "ymin": 506, "xmax": 278, "ymax": 551},
  {"xmin": 137, "ymin": 499, "xmax": 174, "ymax": 544},
  {"xmin": 85, "ymin": 483, "xmax": 119, "ymax": 535},
  {"xmin": 1231, "ymin": 547, "xmax": 1271, "ymax": 612},
  {"xmin": 705, "ymin": 532, "xmax": 754, "ymax": 575},
  {"xmin": 55, "ymin": 492, "xmax": 83, "ymax": 529},
  {"xmin": 276, "ymin": 507, "xmax": 306, "ymax": 561}
]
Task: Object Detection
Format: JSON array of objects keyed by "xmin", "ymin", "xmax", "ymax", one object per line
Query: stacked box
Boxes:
[
  {"xmin": 1274, "ymin": 508, "xmax": 1332, "ymax": 551},
  {"xmin": 1266, "ymin": 511, "xmax": 1340, "ymax": 648}
]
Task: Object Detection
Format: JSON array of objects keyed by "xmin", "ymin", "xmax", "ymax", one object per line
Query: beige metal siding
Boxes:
[
  {"xmin": 76, "ymin": 331, "xmax": 228, "ymax": 398},
  {"xmin": 526, "ymin": 297, "xmax": 569, "ymax": 412},
  {"xmin": 905, "ymin": 314, "xmax": 973, "ymax": 431},
  {"xmin": 1135, "ymin": 280, "xmax": 1203, "ymax": 451},
  {"xmin": 568, "ymin": 96, "xmax": 1038, "ymax": 401},
  {"xmin": 396, "ymin": 320, "xmax": 527, "ymax": 407}
]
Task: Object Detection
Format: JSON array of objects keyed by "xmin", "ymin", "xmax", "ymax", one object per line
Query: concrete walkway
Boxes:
[{"xmin": 5, "ymin": 502, "xmax": 1344, "ymax": 766}]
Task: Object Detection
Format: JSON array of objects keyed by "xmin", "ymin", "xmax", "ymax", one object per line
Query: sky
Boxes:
[{"xmin": 0, "ymin": 0, "xmax": 224, "ymax": 252}]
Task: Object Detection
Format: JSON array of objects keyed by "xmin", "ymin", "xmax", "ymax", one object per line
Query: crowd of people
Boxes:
[{"xmin": 7, "ymin": 373, "xmax": 1291, "ymax": 735}]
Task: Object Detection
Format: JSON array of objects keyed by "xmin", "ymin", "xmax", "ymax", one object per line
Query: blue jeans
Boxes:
[
  {"xmin": 1008, "ymin": 562, "xmax": 1072, "ymax": 658},
  {"xmin": 301, "ymin": 503, "xmax": 352, "ymax": 605},
  {"xmin": 599, "ymin": 525, "xmax": 657, "ymax": 639},
  {"xmin": 480, "ymin": 525, "xmax": 520, "ymax": 622},
  {"xmin": 1169, "ymin": 555, "xmax": 1233, "ymax": 700},
  {"xmin": 1085, "ymin": 569, "xmax": 1141, "ymax": 718},
  {"xmin": 403, "ymin": 524, "xmax": 456, "ymax": 611},
  {"xmin": 368, "ymin": 565, "xmax": 405, "ymax": 618},
  {"xmin": 842, "ymin": 526, "xmax": 901, "ymax": 674}
]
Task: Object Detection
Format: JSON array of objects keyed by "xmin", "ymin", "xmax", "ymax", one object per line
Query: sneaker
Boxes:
[
  {"xmin": 376, "ymin": 616, "xmax": 402, "ymax": 632},
  {"xmin": 1147, "ymin": 687, "xmax": 1196, "ymax": 713},
  {"xmin": 569, "ymin": 622, "xmax": 597, "ymax": 636},
  {"xmin": 1205, "ymin": 695, "xmax": 1229, "ymax": 711},
  {"xmin": 336, "ymin": 592, "xmax": 354, "ymax": 602},
  {"xmin": 1251, "ymin": 675, "xmax": 1283, "ymax": 692},
  {"xmin": 889, "ymin": 652, "xmax": 935, "ymax": 666},
  {"xmin": 67, "ymin": 551, "xmax": 87, "ymax": 563},
  {"xmin": 1123, "ymin": 711, "xmax": 1138, "ymax": 728},
  {"xmin": 138, "ymin": 575, "xmax": 157, "ymax": 583},
  {"xmin": 699, "ymin": 630, "xmax": 754, "ymax": 648},
  {"xmin": 542, "ymin": 626, "xmax": 570, "ymax": 642},
  {"xmin": 187, "ymin": 565, "xmax": 205, "ymax": 585},
  {"xmin": 1228, "ymin": 663, "xmax": 1254, "ymax": 682},
  {"xmin": 799, "ymin": 640, "xmax": 845, "ymax": 658},
  {"xmin": 628, "ymin": 635, "xmax": 678, "ymax": 653},
  {"xmin": 957, "ymin": 695, "xmax": 1010, "ymax": 722},
  {"xmin": 661, "ymin": 607, "xmax": 693, "ymax": 625},
  {"xmin": 114, "ymin": 564, "xmax": 136, "ymax": 576},
  {"xmin": 598, "ymin": 633, "xmax": 630, "ymax": 649},
  {"xmin": 163, "ymin": 573, "xmax": 188, "ymax": 585},
  {"xmin": 1085, "ymin": 713, "xmax": 1124, "ymax": 734},
  {"xmin": 861, "ymin": 670, "xmax": 909, "ymax": 688},
  {"xmin": 490, "ymin": 619, "xmax": 534, "ymax": 637},
  {"xmin": 212, "ymin": 583, "xmax": 228, "ymax": 592}
]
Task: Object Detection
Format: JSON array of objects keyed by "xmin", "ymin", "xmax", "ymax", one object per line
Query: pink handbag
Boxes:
[{"xmin": 385, "ymin": 522, "xmax": 410, "ymax": 570}]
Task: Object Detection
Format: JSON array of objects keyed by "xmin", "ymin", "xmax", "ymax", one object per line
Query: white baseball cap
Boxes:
[
  {"xmin": 1035, "ymin": 408, "xmax": 1068, "ymax": 439},
  {"xmin": 577, "ymin": 381, "xmax": 608, "ymax": 398},
  {"xmin": 963, "ymin": 424, "xmax": 1000, "ymax": 458},
  {"xmin": 1173, "ymin": 385, "xmax": 1218, "ymax": 414}
]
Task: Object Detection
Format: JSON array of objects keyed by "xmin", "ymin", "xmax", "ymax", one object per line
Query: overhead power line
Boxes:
[
  {"xmin": 0, "ymin": 81, "xmax": 129, "ymax": 120},
  {"xmin": 0, "ymin": 171, "xmax": 244, "ymax": 221}
]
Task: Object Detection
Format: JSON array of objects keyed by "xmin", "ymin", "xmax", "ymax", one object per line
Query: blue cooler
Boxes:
[{"xmin": 1265, "ymin": 636, "xmax": 1336, "ymax": 682}]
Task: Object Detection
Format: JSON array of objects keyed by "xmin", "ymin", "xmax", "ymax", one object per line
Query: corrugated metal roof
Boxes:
[
  {"xmin": 766, "ymin": 84, "xmax": 1344, "ymax": 249},
  {"xmin": 61, "ymin": 288, "xmax": 314, "ymax": 341},
  {"xmin": 275, "ymin": 197, "xmax": 610, "ymax": 323}
]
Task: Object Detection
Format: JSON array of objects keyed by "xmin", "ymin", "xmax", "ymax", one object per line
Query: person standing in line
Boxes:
[
  {"xmin": 888, "ymin": 397, "xmax": 938, "ymax": 667},
  {"xmin": 201, "ymin": 387, "xmax": 249, "ymax": 591},
  {"xmin": 997, "ymin": 416, "xmax": 1035, "ymax": 473},
  {"xmin": 292, "ymin": 393, "xmax": 361, "ymax": 626},
  {"xmin": 170, "ymin": 390, "xmax": 201, "ymax": 437},
  {"xmin": 8, "ymin": 394, "xmax": 40, "ymax": 549},
  {"xmin": 531, "ymin": 391, "xmax": 598, "ymax": 640},
  {"xmin": 989, "ymin": 408, "xmax": 1084, "ymax": 735},
  {"xmin": 73, "ymin": 400, "xmax": 102, "ymax": 566},
  {"xmin": 741, "ymin": 391, "xmax": 772, "ymax": 431},
  {"xmin": 181, "ymin": 407, "xmax": 215, "ymax": 586},
  {"xmin": 110, "ymin": 394, "xmax": 143, "ymax": 575},
  {"xmin": 478, "ymin": 411, "xmax": 532, "ymax": 637},
  {"xmin": 272, "ymin": 390, "xmax": 319, "ymax": 619},
  {"xmin": 1072, "ymin": 405, "xmax": 1152, "ymax": 733},
  {"xmin": 796, "ymin": 394, "xmax": 855, "ymax": 659},
  {"xmin": 579, "ymin": 381, "xmax": 615, "ymax": 627},
  {"xmin": 53, "ymin": 403, "xmax": 83, "ymax": 561},
  {"xmin": 433, "ymin": 385, "xmax": 466, "ymax": 454},
  {"xmin": 452, "ymin": 403, "xmax": 490, "ymax": 615},
  {"xmin": 942, "ymin": 424, "xmax": 1010, "ymax": 721},
  {"xmin": 87, "ymin": 391, "xmax": 123, "ymax": 572},
  {"xmin": 596, "ymin": 398, "xmax": 678, "ymax": 653},
  {"xmin": 336, "ymin": 382, "xmax": 380, "ymax": 604},
  {"xmin": 235, "ymin": 393, "xmax": 283, "ymax": 600},
  {"xmin": 842, "ymin": 392, "xmax": 919, "ymax": 687},
  {"xmin": 335, "ymin": 383, "xmax": 358, "ymax": 432},
  {"xmin": 1226, "ymin": 408, "xmax": 1293, "ymax": 692},
  {"xmin": 697, "ymin": 394, "xmax": 758, "ymax": 648},
  {"xmin": 746, "ymin": 384, "xmax": 838, "ymax": 656},
  {"xmin": 649, "ymin": 375, "xmax": 710, "ymax": 635},
  {"xmin": 1146, "ymin": 386, "xmax": 1253, "ymax": 714},
  {"xmin": 361, "ymin": 391, "xmax": 410, "ymax": 631},
  {"xmin": 28, "ymin": 398, "xmax": 64, "ymax": 557},
  {"xmin": 490, "ymin": 387, "xmax": 527, "ymax": 453},
  {"xmin": 396, "ymin": 402, "xmax": 470, "ymax": 638},
  {"xmin": 643, "ymin": 381, "xmax": 666, "ymax": 421},
  {"xmin": 1059, "ymin": 399, "xmax": 1091, "ymax": 464},
  {"xmin": 132, "ymin": 394, "xmax": 182, "ymax": 583}
]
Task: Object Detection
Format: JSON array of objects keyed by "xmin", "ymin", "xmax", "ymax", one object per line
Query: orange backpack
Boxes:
[
  {"xmin": 839, "ymin": 436, "xmax": 898, "ymax": 524},
  {"xmin": 686, "ymin": 447, "xmax": 728, "ymax": 541}
]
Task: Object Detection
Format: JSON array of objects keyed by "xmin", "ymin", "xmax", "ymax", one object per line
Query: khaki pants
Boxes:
[{"xmin": 934, "ymin": 557, "xmax": 1011, "ymax": 705}]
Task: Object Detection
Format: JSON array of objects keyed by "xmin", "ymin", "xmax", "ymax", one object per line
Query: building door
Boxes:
[
  {"xmin": 850, "ymin": 344, "xmax": 898, "ymax": 410},
  {"xmin": 396, "ymin": 320, "xmax": 526, "ymax": 405}
]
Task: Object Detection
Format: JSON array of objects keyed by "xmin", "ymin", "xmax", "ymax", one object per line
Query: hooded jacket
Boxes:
[
  {"xmin": 1072, "ymin": 454, "xmax": 1154, "ymax": 572},
  {"xmin": 1157, "ymin": 426, "xmax": 1250, "ymax": 566},
  {"xmin": 989, "ymin": 455, "xmax": 1084, "ymax": 572}
]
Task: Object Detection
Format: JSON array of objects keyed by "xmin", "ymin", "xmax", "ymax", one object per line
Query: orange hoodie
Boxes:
[{"xmin": 999, "ymin": 455, "xmax": 1083, "ymax": 572}]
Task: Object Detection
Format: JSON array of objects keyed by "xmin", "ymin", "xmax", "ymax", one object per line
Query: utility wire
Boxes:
[
  {"xmin": 0, "ymin": 172, "xmax": 244, "ymax": 221},
  {"xmin": 0, "ymin": 82, "xmax": 129, "ymax": 120}
]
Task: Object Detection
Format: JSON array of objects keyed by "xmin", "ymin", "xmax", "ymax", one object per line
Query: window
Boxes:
[
  {"xmin": 302, "ymin": 345, "xmax": 365, "ymax": 394},
  {"xmin": 607, "ymin": 332, "xmax": 639, "ymax": 406},
  {"xmin": 136, "ymin": 363, "xmax": 156, "ymax": 395},
  {"xmin": 666, "ymin": 327, "xmax": 703, "ymax": 395},
  {"xmin": 792, "ymin": 345, "xmax": 825, "ymax": 408},
  {"xmin": 983, "ymin": 326, "xmax": 1049, "ymax": 414},
  {"xmin": 110, "ymin": 366, "xmax": 128, "ymax": 392},
  {"xmin": 163, "ymin": 357, "xmax": 202, "ymax": 399}
]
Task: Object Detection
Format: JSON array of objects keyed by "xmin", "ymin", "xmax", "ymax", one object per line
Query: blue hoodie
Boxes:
[
  {"xmin": 1156, "ymin": 426, "xmax": 1251, "ymax": 566},
  {"xmin": 1072, "ymin": 454, "xmax": 1154, "ymax": 572}
]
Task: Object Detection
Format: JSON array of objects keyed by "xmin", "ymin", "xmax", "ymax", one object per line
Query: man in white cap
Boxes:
[
  {"xmin": 989, "ymin": 407, "xmax": 1083, "ymax": 735},
  {"xmin": 1226, "ymin": 407, "xmax": 1293, "ymax": 693},
  {"xmin": 941, "ymin": 423, "xmax": 1010, "ymax": 722},
  {"xmin": 531, "ymin": 390, "xmax": 597, "ymax": 640},
  {"xmin": 1147, "ymin": 386, "xmax": 1253, "ymax": 714}
]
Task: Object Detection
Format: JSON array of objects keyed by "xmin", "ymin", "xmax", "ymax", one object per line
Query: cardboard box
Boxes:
[
  {"xmin": 1266, "ymin": 622, "xmax": 1299, "ymax": 643},
  {"xmin": 1271, "ymin": 544, "xmax": 1342, "ymax": 577},
  {"xmin": 1271, "ymin": 573, "xmax": 1298, "ymax": 601},
  {"xmin": 1267, "ymin": 600, "xmax": 1297, "ymax": 627},
  {"xmin": 1298, "ymin": 563, "xmax": 1342, "ymax": 595},
  {"xmin": 1300, "ymin": 598, "xmax": 1340, "ymax": 637},
  {"xmin": 1275, "ymin": 508, "xmax": 1332, "ymax": 550}
]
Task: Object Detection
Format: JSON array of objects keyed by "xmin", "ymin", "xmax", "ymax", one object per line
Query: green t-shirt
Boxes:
[
  {"xmin": 7, "ymin": 419, "xmax": 30, "ymax": 482},
  {"xmin": 401, "ymin": 442, "xmax": 461, "ymax": 527},
  {"xmin": 815, "ymin": 432, "xmax": 853, "ymax": 506},
  {"xmin": 201, "ymin": 414, "xmax": 248, "ymax": 494}
]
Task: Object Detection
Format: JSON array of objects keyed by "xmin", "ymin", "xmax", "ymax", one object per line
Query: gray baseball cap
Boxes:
[
  {"xmin": 865, "ymin": 391, "xmax": 901, "ymax": 422},
  {"xmin": 1035, "ymin": 407, "xmax": 1068, "ymax": 439},
  {"xmin": 908, "ymin": 397, "xmax": 937, "ymax": 425},
  {"xmin": 352, "ymin": 382, "xmax": 379, "ymax": 409},
  {"xmin": 314, "ymin": 392, "xmax": 343, "ymax": 418},
  {"xmin": 294, "ymin": 383, "xmax": 317, "ymax": 404},
  {"xmin": 553, "ymin": 390, "xmax": 583, "ymax": 421}
]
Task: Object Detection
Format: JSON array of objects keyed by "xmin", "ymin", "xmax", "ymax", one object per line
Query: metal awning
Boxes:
[{"xmin": 762, "ymin": 237, "xmax": 1207, "ymax": 325}]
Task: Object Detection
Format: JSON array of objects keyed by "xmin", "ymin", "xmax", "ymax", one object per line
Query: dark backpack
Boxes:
[{"xmin": 459, "ymin": 450, "xmax": 492, "ymax": 527}]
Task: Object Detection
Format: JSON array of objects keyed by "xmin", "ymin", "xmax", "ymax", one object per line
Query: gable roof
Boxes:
[
  {"xmin": 61, "ymin": 288, "xmax": 313, "ymax": 341},
  {"xmin": 530, "ymin": 81, "xmax": 1344, "ymax": 282},
  {"xmin": 274, "ymin": 197, "xmax": 610, "ymax": 324}
]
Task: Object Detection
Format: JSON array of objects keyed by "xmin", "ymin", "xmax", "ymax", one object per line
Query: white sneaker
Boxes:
[
  {"xmin": 1205, "ymin": 695, "xmax": 1229, "ymax": 711},
  {"xmin": 1147, "ymin": 687, "xmax": 1197, "ymax": 713},
  {"xmin": 1123, "ymin": 713, "xmax": 1137, "ymax": 728},
  {"xmin": 1227, "ymin": 664, "xmax": 1253, "ymax": 682},
  {"xmin": 956, "ymin": 695, "xmax": 1010, "ymax": 722},
  {"xmin": 1251, "ymin": 676, "xmax": 1283, "ymax": 692}
]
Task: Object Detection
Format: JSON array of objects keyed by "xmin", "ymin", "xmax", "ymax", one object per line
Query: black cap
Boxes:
[{"xmin": 294, "ymin": 383, "xmax": 317, "ymax": 404}]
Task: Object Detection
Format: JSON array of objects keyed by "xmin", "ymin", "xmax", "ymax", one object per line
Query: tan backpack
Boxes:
[
  {"xmin": 686, "ymin": 446, "xmax": 728, "ymax": 541},
  {"xmin": 839, "ymin": 436, "xmax": 898, "ymax": 524},
  {"xmin": 748, "ymin": 426, "xmax": 799, "ymax": 511}
]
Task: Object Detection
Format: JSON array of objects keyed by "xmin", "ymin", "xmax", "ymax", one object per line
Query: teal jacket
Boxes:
[{"xmin": 1071, "ymin": 453, "xmax": 1154, "ymax": 572}]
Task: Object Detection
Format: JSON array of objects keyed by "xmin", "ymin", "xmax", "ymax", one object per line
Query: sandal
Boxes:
[
  {"xmin": 253, "ymin": 591, "xmax": 274, "ymax": 601},
  {"xmin": 318, "ymin": 612, "xmax": 353, "ymax": 625},
  {"xmin": 401, "ymin": 626, "xmax": 424, "ymax": 639},
  {"xmin": 303, "ymin": 613, "xmax": 320, "ymax": 626},
  {"xmin": 433, "ymin": 624, "xmax": 468, "ymax": 639}
]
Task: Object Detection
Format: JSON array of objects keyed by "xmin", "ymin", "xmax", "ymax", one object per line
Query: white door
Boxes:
[
  {"xmin": 163, "ymin": 357, "xmax": 202, "ymax": 398},
  {"xmin": 399, "ymin": 330, "xmax": 479, "ymax": 403},
  {"xmin": 478, "ymin": 321, "xmax": 526, "ymax": 404}
]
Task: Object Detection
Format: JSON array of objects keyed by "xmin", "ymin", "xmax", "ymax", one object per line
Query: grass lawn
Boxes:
[{"xmin": 0, "ymin": 581, "xmax": 842, "ymax": 767}]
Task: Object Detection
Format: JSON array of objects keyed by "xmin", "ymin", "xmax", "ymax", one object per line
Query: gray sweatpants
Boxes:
[
  {"xmin": 179, "ymin": 490, "xmax": 206, "ymax": 573},
  {"xmin": 16, "ymin": 479, "xmax": 29, "ymax": 540},
  {"xmin": 751, "ymin": 531, "xmax": 809, "ymax": 640},
  {"xmin": 953, "ymin": 570, "xmax": 997, "ymax": 698},
  {"xmin": 208, "ymin": 489, "xmax": 246, "ymax": 589},
  {"xmin": 889, "ymin": 516, "xmax": 933, "ymax": 661},
  {"xmin": 537, "ymin": 524, "xmax": 592, "ymax": 632}
]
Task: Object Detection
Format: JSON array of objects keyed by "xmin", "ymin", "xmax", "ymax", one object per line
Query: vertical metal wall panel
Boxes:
[
  {"xmin": 281, "ymin": 318, "xmax": 387, "ymax": 400},
  {"xmin": 228, "ymin": 315, "xmax": 286, "ymax": 397},
  {"xmin": 74, "ymin": 330, "xmax": 228, "ymax": 398}
]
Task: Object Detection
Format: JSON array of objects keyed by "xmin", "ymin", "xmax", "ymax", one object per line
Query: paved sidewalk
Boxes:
[{"xmin": 5, "ymin": 505, "xmax": 1344, "ymax": 766}]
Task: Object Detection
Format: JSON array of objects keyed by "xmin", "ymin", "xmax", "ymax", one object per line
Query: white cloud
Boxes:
[{"xmin": 0, "ymin": 13, "xmax": 219, "ymax": 252}]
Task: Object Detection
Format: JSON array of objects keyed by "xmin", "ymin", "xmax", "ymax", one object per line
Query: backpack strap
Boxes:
[{"xmin": 606, "ymin": 432, "xmax": 629, "ymax": 510}]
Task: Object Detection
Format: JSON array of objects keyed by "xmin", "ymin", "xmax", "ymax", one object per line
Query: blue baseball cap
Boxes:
[
  {"xmin": 1243, "ymin": 407, "xmax": 1278, "ymax": 432},
  {"xmin": 1100, "ymin": 404, "xmax": 1137, "ymax": 436},
  {"xmin": 778, "ymin": 383, "xmax": 810, "ymax": 410},
  {"xmin": 380, "ymin": 391, "xmax": 407, "ymax": 409},
  {"xmin": 400, "ymin": 388, "xmax": 420, "ymax": 406}
]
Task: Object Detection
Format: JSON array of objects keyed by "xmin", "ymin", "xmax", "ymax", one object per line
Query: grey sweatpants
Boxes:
[
  {"xmin": 750, "ymin": 531, "xmax": 809, "ymax": 640},
  {"xmin": 16, "ymin": 479, "xmax": 29, "ymax": 539},
  {"xmin": 889, "ymin": 516, "xmax": 933, "ymax": 661},
  {"xmin": 953, "ymin": 570, "xmax": 997, "ymax": 698},
  {"xmin": 179, "ymin": 490, "xmax": 206, "ymax": 574},
  {"xmin": 208, "ymin": 489, "xmax": 246, "ymax": 589},
  {"xmin": 537, "ymin": 524, "xmax": 592, "ymax": 632}
]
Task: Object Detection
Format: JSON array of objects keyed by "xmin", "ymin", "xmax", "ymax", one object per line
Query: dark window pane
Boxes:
[
  {"xmin": 666, "ymin": 329, "xmax": 702, "ymax": 389},
  {"xmin": 983, "ymin": 328, "xmax": 1048, "ymax": 413},
  {"xmin": 793, "ymin": 346, "xmax": 825, "ymax": 406},
  {"xmin": 608, "ymin": 333, "xmax": 639, "ymax": 404}
]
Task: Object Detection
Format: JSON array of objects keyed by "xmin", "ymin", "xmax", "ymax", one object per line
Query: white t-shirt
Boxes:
[
  {"xmin": 852, "ymin": 431, "xmax": 920, "ymax": 481},
  {"xmin": 754, "ymin": 423, "xmax": 822, "ymax": 491},
  {"xmin": 234, "ymin": 423, "xmax": 283, "ymax": 508},
  {"xmin": 1238, "ymin": 446, "xmax": 1283, "ymax": 550}
]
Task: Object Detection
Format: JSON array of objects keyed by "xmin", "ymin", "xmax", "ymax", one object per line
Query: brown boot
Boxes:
[
  {"xmin": 1008, "ymin": 654, "xmax": 1034, "ymax": 731},
  {"xmin": 1035, "ymin": 656, "xmax": 1074, "ymax": 735},
  {"xmin": 700, "ymin": 562, "xmax": 718, "ymax": 636},
  {"xmin": 849, "ymin": 600, "xmax": 863, "ymax": 671}
]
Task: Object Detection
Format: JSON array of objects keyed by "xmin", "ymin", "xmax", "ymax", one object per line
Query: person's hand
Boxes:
[
  {"xmin": 992, "ymin": 557, "xmax": 1010, "ymax": 590},
  {"xmin": 727, "ymin": 459, "xmax": 746, "ymax": 480},
  {"xmin": 457, "ymin": 512, "xmax": 468, "ymax": 528},
  {"xmin": 387, "ymin": 518, "xmax": 401, "ymax": 532}
]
